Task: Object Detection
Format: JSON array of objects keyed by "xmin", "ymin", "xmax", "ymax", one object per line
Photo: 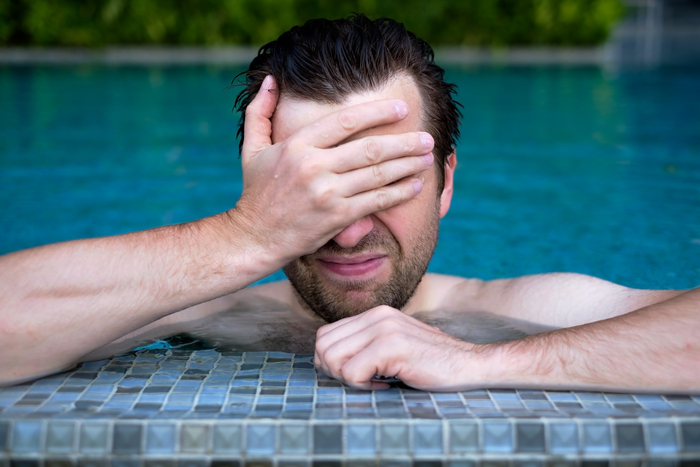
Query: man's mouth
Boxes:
[{"xmin": 316, "ymin": 253, "xmax": 388, "ymax": 278}]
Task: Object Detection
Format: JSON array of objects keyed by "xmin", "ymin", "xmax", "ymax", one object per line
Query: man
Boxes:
[{"xmin": 0, "ymin": 15, "xmax": 698, "ymax": 392}]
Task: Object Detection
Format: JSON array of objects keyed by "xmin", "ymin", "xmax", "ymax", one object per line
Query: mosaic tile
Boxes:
[
  {"xmin": 548, "ymin": 423, "xmax": 578, "ymax": 454},
  {"xmin": 79, "ymin": 423, "xmax": 109, "ymax": 453},
  {"xmin": 145, "ymin": 424, "xmax": 175, "ymax": 454},
  {"xmin": 413, "ymin": 423, "xmax": 443, "ymax": 454},
  {"xmin": 212, "ymin": 424, "xmax": 242, "ymax": 454},
  {"xmin": 647, "ymin": 423, "xmax": 678, "ymax": 454},
  {"xmin": 379, "ymin": 424, "xmax": 409, "ymax": 454},
  {"xmin": 1, "ymin": 351, "xmax": 700, "ymax": 463},
  {"xmin": 313, "ymin": 424, "xmax": 342, "ymax": 454},
  {"xmin": 345, "ymin": 424, "xmax": 375, "ymax": 455},
  {"xmin": 0, "ymin": 420, "xmax": 9, "ymax": 450},
  {"xmin": 278, "ymin": 424, "xmax": 308, "ymax": 454},
  {"xmin": 46, "ymin": 421, "xmax": 76, "ymax": 454},
  {"xmin": 448, "ymin": 421, "xmax": 478, "ymax": 453},
  {"xmin": 112, "ymin": 423, "xmax": 142, "ymax": 454},
  {"xmin": 615, "ymin": 423, "xmax": 645, "ymax": 453},
  {"xmin": 11, "ymin": 421, "xmax": 43, "ymax": 453},
  {"xmin": 180, "ymin": 424, "xmax": 209, "ymax": 453},
  {"xmin": 246, "ymin": 424, "xmax": 276, "ymax": 455},
  {"xmin": 581, "ymin": 423, "xmax": 611, "ymax": 454},
  {"xmin": 482, "ymin": 422, "xmax": 513, "ymax": 453},
  {"xmin": 516, "ymin": 423, "xmax": 544, "ymax": 453}
]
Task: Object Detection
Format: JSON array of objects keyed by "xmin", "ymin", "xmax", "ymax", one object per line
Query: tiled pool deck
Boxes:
[{"xmin": 1, "ymin": 350, "xmax": 699, "ymax": 466}]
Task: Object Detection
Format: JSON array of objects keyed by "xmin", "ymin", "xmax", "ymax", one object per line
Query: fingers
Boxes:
[
  {"xmin": 339, "ymin": 154, "xmax": 432, "ymax": 197},
  {"xmin": 346, "ymin": 178, "xmax": 423, "ymax": 218},
  {"xmin": 241, "ymin": 75, "xmax": 279, "ymax": 163},
  {"xmin": 314, "ymin": 307, "xmax": 439, "ymax": 389},
  {"xmin": 329, "ymin": 131, "xmax": 434, "ymax": 173},
  {"xmin": 293, "ymin": 99, "xmax": 410, "ymax": 149}
]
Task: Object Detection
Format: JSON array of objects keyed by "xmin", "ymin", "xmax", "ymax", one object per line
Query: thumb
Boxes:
[{"xmin": 241, "ymin": 75, "xmax": 279, "ymax": 164}]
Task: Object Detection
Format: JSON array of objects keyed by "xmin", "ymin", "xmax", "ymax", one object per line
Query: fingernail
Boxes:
[
  {"xmin": 262, "ymin": 75, "xmax": 273, "ymax": 90},
  {"xmin": 394, "ymin": 100, "xmax": 408, "ymax": 118},
  {"xmin": 413, "ymin": 178, "xmax": 423, "ymax": 194},
  {"xmin": 422, "ymin": 153, "xmax": 434, "ymax": 167},
  {"xmin": 420, "ymin": 133, "xmax": 433, "ymax": 149}
]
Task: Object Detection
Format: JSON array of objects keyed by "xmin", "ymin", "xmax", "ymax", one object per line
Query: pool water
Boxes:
[{"xmin": 1, "ymin": 65, "xmax": 699, "ymax": 290}]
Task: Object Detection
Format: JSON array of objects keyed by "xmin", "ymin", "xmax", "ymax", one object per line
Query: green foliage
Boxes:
[{"xmin": 0, "ymin": 0, "xmax": 624, "ymax": 47}]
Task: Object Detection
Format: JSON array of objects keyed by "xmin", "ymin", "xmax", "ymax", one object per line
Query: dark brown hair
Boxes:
[{"xmin": 234, "ymin": 13, "xmax": 461, "ymax": 191}]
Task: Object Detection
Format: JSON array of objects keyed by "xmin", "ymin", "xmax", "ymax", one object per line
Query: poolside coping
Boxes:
[{"xmin": 1, "ymin": 349, "xmax": 699, "ymax": 465}]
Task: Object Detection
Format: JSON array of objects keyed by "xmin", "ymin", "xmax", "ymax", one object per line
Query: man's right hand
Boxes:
[{"xmin": 229, "ymin": 75, "xmax": 434, "ymax": 268}]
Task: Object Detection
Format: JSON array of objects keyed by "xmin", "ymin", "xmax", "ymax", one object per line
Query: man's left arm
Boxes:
[{"xmin": 314, "ymin": 277, "xmax": 700, "ymax": 392}]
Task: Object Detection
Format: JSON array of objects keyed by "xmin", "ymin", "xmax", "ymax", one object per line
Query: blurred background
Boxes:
[
  {"xmin": 0, "ymin": 0, "xmax": 628, "ymax": 47},
  {"xmin": 0, "ymin": 0, "xmax": 699, "ymax": 290},
  {"xmin": 0, "ymin": 0, "xmax": 698, "ymax": 65}
]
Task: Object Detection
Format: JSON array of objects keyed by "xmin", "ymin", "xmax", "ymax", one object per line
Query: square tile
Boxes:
[
  {"xmin": 516, "ymin": 423, "xmax": 544, "ymax": 453},
  {"xmin": 582, "ymin": 423, "xmax": 611, "ymax": 454},
  {"xmin": 346, "ymin": 424, "xmax": 375, "ymax": 454},
  {"xmin": 146, "ymin": 424, "xmax": 176, "ymax": 454},
  {"xmin": 380, "ymin": 424, "xmax": 409, "ymax": 453},
  {"xmin": 180, "ymin": 424, "xmax": 209, "ymax": 453},
  {"xmin": 46, "ymin": 421, "xmax": 76, "ymax": 454},
  {"xmin": 313, "ymin": 424, "xmax": 342, "ymax": 454},
  {"xmin": 0, "ymin": 421, "xmax": 8, "ymax": 450},
  {"xmin": 413, "ymin": 424, "xmax": 443, "ymax": 454},
  {"xmin": 280, "ymin": 424, "xmax": 309, "ymax": 454},
  {"xmin": 79, "ymin": 422, "xmax": 109, "ymax": 453},
  {"xmin": 483, "ymin": 422, "xmax": 513, "ymax": 453},
  {"xmin": 647, "ymin": 423, "xmax": 678, "ymax": 454},
  {"xmin": 112, "ymin": 423, "xmax": 142, "ymax": 454},
  {"xmin": 681, "ymin": 422, "xmax": 700, "ymax": 452},
  {"xmin": 213, "ymin": 424, "xmax": 243, "ymax": 454},
  {"xmin": 449, "ymin": 421, "xmax": 478, "ymax": 453},
  {"xmin": 615, "ymin": 423, "xmax": 644, "ymax": 453},
  {"xmin": 246, "ymin": 424, "xmax": 276, "ymax": 455},
  {"xmin": 549, "ymin": 423, "xmax": 578, "ymax": 454},
  {"xmin": 11, "ymin": 421, "xmax": 43, "ymax": 453}
]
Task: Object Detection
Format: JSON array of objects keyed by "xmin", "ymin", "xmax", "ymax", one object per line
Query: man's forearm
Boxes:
[
  {"xmin": 478, "ymin": 287, "xmax": 700, "ymax": 393},
  {"xmin": 0, "ymin": 211, "xmax": 275, "ymax": 385}
]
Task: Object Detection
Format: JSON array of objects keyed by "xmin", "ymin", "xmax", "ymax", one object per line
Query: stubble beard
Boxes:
[{"xmin": 284, "ymin": 211, "xmax": 440, "ymax": 323}]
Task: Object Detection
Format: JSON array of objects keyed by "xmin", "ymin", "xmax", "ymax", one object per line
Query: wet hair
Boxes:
[{"xmin": 233, "ymin": 13, "xmax": 461, "ymax": 192}]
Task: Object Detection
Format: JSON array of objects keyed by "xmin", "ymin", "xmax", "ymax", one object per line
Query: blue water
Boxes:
[{"xmin": 1, "ymin": 65, "xmax": 699, "ymax": 290}]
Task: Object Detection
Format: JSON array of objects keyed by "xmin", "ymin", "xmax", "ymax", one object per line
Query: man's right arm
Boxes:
[{"xmin": 0, "ymin": 75, "xmax": 434, "ymax": 386}]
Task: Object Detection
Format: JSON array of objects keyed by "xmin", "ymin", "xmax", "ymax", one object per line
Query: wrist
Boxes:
[{"xmin": 213, "ymin": 207, "xmax": 289, "ymax": 279}]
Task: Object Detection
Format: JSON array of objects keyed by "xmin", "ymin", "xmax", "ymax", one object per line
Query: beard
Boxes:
[{"xmin": 284, "ymin": 209, "xmax": 439, "ymax": 323}]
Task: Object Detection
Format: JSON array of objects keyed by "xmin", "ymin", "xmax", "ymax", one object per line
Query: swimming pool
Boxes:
[
  {"xmin": 1, "ymin": 63, "xmax": 700, "ymax": 465},
  {"xmin": 1, "ymin": 65, "xmax": 698, "ymax": 291}
]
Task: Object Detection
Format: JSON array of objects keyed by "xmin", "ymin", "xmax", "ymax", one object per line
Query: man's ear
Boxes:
[{"xmin": 439, "ymin": 151, "xmax": 457, "ymax": 219}]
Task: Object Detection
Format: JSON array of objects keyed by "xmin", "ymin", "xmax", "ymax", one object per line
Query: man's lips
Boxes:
[{"xmin": 316, "ymin": 254, "xmax": 388, "ymax": 277}]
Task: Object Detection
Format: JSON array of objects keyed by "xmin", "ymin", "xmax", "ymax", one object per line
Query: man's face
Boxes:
[{"xmin": 271, "ymin": 76, "xmax": 454, "ymax": 322}]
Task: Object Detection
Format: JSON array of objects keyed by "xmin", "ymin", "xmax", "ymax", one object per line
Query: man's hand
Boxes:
[
  {"xmin": 231, "ymin": 75, "xmax": 434, "ymax": 267},
  {"xmin": 313, "ymin": 285, "xmax": 700, "ymax": 394},
  {"xmin": 314, "ymin": 306, "xmax": 484, "ymax": 391}
]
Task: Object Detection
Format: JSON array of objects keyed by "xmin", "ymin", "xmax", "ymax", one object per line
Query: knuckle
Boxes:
[
  {"xmin": 337, "ymin": 111, "xmax": 358, "ymax": 130},
  {"xmin": 371, "ymin": 163, "xmax": 386, "ymax": 185},
  {"xmin": 371, "ymin": 305, "xmax": 395, "ymax": 317},
  {"xmin": 311, "ymin": 183, "xmax": 334, "ymax": 208},
  {"xmin": 363, "ymin": 138, "xmax": 381, "ymax": 163},
  {"xmin": 374, "ymin": 189, "xmax": 391, "ymax": 211},
  {"xmin": 283, "ymin": 138, "xmax": 303, "ymax": 156}
]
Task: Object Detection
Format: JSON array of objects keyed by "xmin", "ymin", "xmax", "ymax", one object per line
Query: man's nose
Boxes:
[{"xmin": 332, "ymin": 216, "xmax": 374, "ymax": 249}]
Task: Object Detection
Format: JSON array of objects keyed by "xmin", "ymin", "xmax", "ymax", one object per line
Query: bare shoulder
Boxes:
[
  {"xmin": 409, "ymin": 273, "xmax": 484, "ymax": 312},
  {"xmin": 464, "ymin": 272, "xmax": 685, "ymax": 327}
]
